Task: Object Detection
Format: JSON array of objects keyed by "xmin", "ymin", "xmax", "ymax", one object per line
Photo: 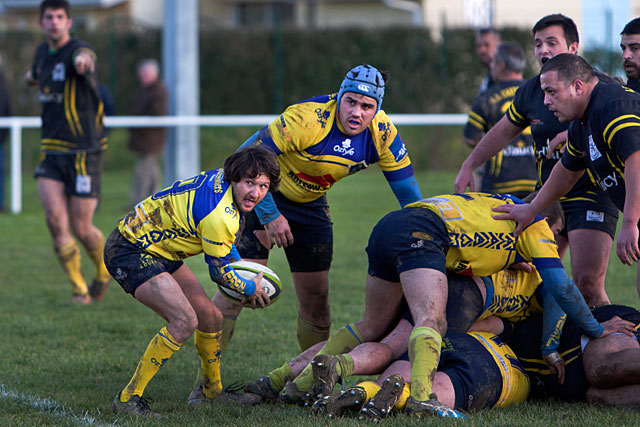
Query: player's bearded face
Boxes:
[
  {"xmin": 232, "ymin": 174, "xmax": 270, "ymax": 213},
  {"xmin": 338, "ymin": 93, "xmax": 378, "ymax": 136},
  {"xmin": 621, "ymin": 34, "xmax": 640, "ymax": 80}
]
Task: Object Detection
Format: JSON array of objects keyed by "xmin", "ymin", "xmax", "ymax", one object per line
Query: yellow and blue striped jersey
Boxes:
[
  {"xmin": 118, "ymin": 169, "xmax": 240, "ymax": 265},
  {"xmin": 468, "ymin": 332, "xmax": 530, "ymax": 408},
  {"xmin": 479, "ymin": 268, "xmax": 543, "ymax": 323},
  {"xmin": 406, "ymin": 193, "xmax": 561, "ymax": 277},
  {"xmin": 255, "ymin": 94, "xmax": 414, "ymax": 203}
]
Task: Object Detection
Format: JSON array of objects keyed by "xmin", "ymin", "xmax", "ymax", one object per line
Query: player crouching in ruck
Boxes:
[{"xmin": 104, "ymin": 147, "xmax": 279, "ymax": 416}]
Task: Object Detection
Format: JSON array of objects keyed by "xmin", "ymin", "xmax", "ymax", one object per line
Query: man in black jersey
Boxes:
[
  {"xmin": 25, "ymin": 0, "xmax": 110, "ymax": 305},
  {"xmin": 455, "ymin": 14, "xmax": 619, "ymax": 307},
  {"xmin": 501, "ymin": 304, "xmax": 640, "ymax": 407},
  {"xmin": 464, "ymin": 42, "xmax": 537, "ymax": 198},
  {"xmin": 494, "ymin": 53, "xmax": 640, "ymax": 300},
  {"xmin": 475, "ymin": 28, "xmax": 501, "ymax": 93},
  {"xmin": 621, "ymin": 18, "xmax": 640, "ymax": 93}
]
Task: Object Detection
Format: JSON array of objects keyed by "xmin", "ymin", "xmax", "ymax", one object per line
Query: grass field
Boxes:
[{"xmin": 1, "ymin": 163, "xmax": 640, "ymax": 426}]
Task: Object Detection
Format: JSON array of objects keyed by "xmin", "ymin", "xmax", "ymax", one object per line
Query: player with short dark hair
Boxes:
[
  {"xmin": 456, "ymin": 14, "xmax": 619, "ymax": 307},
  {"xmin": 620, "ymin": 17, "xmax": 640, "ymax": 92},
  {"xmin": 104, "ymin": 147, "xmax": 280, "ymax": 416},
  {"xmin": 475, "ymin": 28, "xmax": 501, "ymax": 92},
  {"xmin": 464, "ymin": 42, "xmax": 537, "ymax": 198},
  {"xmin": 26, "ymin": 0, "xmax": 110, "ymax": 304},
  {"xmin": 212, "ymin": 64, "xmax": 422, "ymax": 355},
  {"xmin": 493, "ymin": 53, "xmax": 640, "ymax": 299}
]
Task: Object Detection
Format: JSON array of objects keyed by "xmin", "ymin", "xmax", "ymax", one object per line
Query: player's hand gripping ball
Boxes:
[{"xmin": 217, "ymin": 260, "xmax": 281, "ymax": 307}]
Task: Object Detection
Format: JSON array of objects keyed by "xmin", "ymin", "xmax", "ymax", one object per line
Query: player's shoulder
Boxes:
[
  {"xmin": 590, "ymin": 82, "xmax": 640, "ymax": 120},
  {"xmin": 369, "ymin": 109, "xmax": 396, "ymax": 142},
  {"xmin": 282, "ymin": 94, "xmax": 336, "ymax": 126},
  {"xmin": 516, "ymin": 75, "xmax": 542, "ymax": 97}
]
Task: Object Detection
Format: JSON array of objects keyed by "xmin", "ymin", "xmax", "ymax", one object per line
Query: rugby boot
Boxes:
[
  {"xmin": 404, "ymin": 394, "xmax": 468, "ymax": 419},
  {"xmin": 311, "ymin": 386, "xmax": 366, "ymax": 418},
  {"xmin": 88, "ymin": 278, "xmax": 110, "ymax": 301},
  {"xmin": 244, "ymin": 375, "xmax": 280, "ymax": 401},
  {"xmin": 310, "ymin": 354, "xmax": 341, "ymax": 399},
  {"xmin": 279, "ymin": 381, "xmax": 312, "ymax": 406},
  {"xmin": 358, "ymin": 374, "xmax": 405, "ymax": 421},
  {"xmin": 187, "ymin": 382, "xmax": 261, "ymax": 406},
  {"xmin": 112, "ymin": 392, "xmax": 161, "ymax": 417},
  {"xmin": 71, "ymin": 293, "xmax": 91, "ymax": 305}
]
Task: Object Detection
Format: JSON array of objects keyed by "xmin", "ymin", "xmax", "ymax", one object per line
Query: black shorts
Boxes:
[
  {"xmin": 34, "ymin": 151, "xmax": 103, "ymax": 198},
  {"xmin": 366, "ymin": 207, "xmax": 449, "ymax": 282},
  {"xmin": 237, "ymin": 192, "xmax": 333, "ymax": 272},
  {"xmin": 103, "ymin": 228, "xmax": 183, "ymax": 296},
  {"xmin": 559, "ymin": 198, "xmax": 619, "ymax": 239}
]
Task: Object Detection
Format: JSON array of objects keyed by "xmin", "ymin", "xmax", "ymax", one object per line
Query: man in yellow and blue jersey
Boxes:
[
  {"xmin": 104, "ymin": 147, "xmax": 280, "ymax": 416},
  {"xmin": 213, "ymin": 64, "xmax": 423, "ymax": 353},
  {"xmin": 25, "ymin": 0, "xmax": 111, "ymax": 304},
  {"xmin": 284, "ymin": 192, "xmax": 634, "ymax": 417}
]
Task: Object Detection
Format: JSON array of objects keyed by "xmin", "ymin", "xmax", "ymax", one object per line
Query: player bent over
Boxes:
[
  {"xmin": 104, "ymin": 147, "xmax": 280, "ymax": 416},
  {"xmin": 278, "ymin": 193, "xmax": 634, "ymax": 417}
]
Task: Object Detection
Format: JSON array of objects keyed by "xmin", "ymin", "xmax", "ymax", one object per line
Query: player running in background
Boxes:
[
  {"xmin": 464, "ymin": 42, "xmax": 537, "ymax": 198},
  {"xmin": 213, "ymin": 64, "xmax": 422, "ymax": 352},
  {"xmin": 104, "ymin": 147, "xmax": 279, "ymax": 416},
  {"xmin": 25, "ymin": 0, "xmax": 110, "ymax": 304},
  {"xmin": 455, "ymin": 14, "xmax": 619, "ymax": 307}
]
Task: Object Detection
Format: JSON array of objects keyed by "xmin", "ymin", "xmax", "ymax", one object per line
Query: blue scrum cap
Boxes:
[{"xmin": 337, "ymin": 64, "xmax": 385, "ymax": 113}]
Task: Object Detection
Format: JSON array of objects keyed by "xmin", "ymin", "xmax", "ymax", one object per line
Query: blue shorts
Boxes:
[
  {"xmin": 366, "ymin": 207, "xmax": 449, "ymax": 282},
  {"xmin": 104, "ymin": 228, "xmax": 183, "ymax": 296},
  {"xmin": 237, "ymin": 192, "xmax": 333, "ymax": 272}
]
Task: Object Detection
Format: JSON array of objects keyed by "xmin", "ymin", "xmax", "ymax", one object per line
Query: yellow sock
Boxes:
[
  {"xmin": 335, "ymin": 354, "xmax": 354, "ymax": 378},
  {"xmin": 55, "ymin": 240, "xmax": 88, "ymax": 295},
  {"xmin": 86, "ymin": 233, "xmax": 111, "ymax": 282},
  {"xmin": 409, "ymin": 327, "xmax": 442, "ymax": 401},
  {"xmin": 297, "ymin": 314, "xmax": 331, "ymax": 351},
  {"xmin": 268, "ymin": 362, "xmax": 294, "ymax": 391},
  {"xmin": 292, "ymin": 323, "xmax": 364, "ymax": 392},
  {"xmin": 120, "ymin": 326, "xmax": 181, "ymax": 401},
  {"xmin": 195, "ymin": 329, "xmax": 223, "ymax": 398},
  {"xmin": 394, "ymin": 383, "xmax": 411, "ymax": 410},
  {"xmin": 221, "ymin": 315, "xmax": 237, "ymax": 352},
  {"xmin": 358, "ymin": 381, "xmax": 381, "ymax": 402}
]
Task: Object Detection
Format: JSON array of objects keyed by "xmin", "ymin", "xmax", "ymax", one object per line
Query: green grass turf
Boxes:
[{"xmin": 1, "ymin": 166, "xmax": 639, "ymax": 426}]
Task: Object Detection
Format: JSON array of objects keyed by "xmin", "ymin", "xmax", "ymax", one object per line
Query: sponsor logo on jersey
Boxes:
[
  {"xmin": 586, "ymin": 210, "xmax": 605, "ymax": 223},
  {"xmin": 288, "ymin": 170, "xmax": 336, "ymax": 191},
  {"xmin": 535, "ymin": 139, "xmax": 562, "ymax": 160},
  {"xmin": 449, "ymin": 258, "xmax": 471, "ymax": 274},
  {"xmin": 588, "ymin": 135, "xmax": 602, "ymax": 161},
  {"xmin": 346, "ymin": 161, "xmax": 368, "ymax": 175},
  {"xmin": 531, "ymin": 119, "xmax": 544, "ymax": 126},
  {"xmin": 333, "ymin": 138, "xmax": 355, "ymax": 156},
  {"xmin": 137, "ymin": 227, "xmax": 193, "ymax": 249},
  {"xmin": 378, "ymin": 122, "xmax": 392, "ymax": 142},
  {"xmin": 314, "ymin": 108, "xmax": 330, "ymax": 128},
  {"xmin": 52, "ymin": 62, "xmax": 65, "ymax": 81},
  {"xmin": 225, "ymin": 205, "xmax": 238, "ymax": 219},
  {"xmin": 38, "ymin": 87, "xmax": 63, "ymax": 104},
  {"xmin": 448, "ymin": 231, "xmax": 515, "ymax": 250},
  {"xmin": 596, "ymin": 172, "xmax": 619, "ymax": 191},
  {"xmin": 412, "ymin": 232, "xmax": 434, "ymax": 240},
  {"xmin": 213, "ymin": 171, "xmax": 224, "ymax": 193}
]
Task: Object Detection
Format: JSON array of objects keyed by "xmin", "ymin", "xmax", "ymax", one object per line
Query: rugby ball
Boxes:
[{"xmin": 217, "ymin": 260, "xmax": 281, "ymax": 307}]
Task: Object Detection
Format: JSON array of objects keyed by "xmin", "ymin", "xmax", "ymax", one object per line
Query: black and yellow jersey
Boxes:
[
  {"xmin": 563, "ymin": 81, "xmax": 640, "ymax": 212},
  {"xmin": 627, "ymin": 79, "xmax": 640, "ymax": 93},
  {"xmin": 464, "ymin": 80, "xmax": 537, "ymax": 195},
  {"xmin": 255, "ymin": 94, "xmax": 414, "ymax": 203},
  {"xmin": 31, "ymin": 39, "xmax": 106, "ymax": 153},
  {"xmin": 406, "ymin": 193, "xmax": 561, "ymax": 277},
  {"xmin": 506, "ymin": 73, "xmax": 615, "ymax": 208},
  {"xmin": 118, "ymin": 169, "xmax": 241, "ymax": 266}
]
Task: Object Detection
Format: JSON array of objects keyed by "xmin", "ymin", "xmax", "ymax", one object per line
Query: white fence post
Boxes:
[{"xmin": 10, "ymin": 119, "xmax": 22, "ymax": 214}]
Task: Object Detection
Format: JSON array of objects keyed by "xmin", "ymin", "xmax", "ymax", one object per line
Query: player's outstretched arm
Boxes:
[
  {"xmin": 618, "ymin": 151, "xmax": 640, "ymax": 266},
  {"xmin": 455, "ymin": 116, "xmax": 522, "ymax": 193}
]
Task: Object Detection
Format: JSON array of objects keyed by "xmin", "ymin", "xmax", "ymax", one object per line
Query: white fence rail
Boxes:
[{"xmin": 0, "ymin": 113, "xmax": 468, "ymax": 214}]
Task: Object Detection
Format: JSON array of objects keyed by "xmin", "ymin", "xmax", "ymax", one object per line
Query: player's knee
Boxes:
[{"xmin": 169, "ymin": 310, "xmax": 199, "ymax": 342}]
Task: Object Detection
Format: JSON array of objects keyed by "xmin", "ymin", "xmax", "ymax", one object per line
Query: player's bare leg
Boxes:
[
  {"xmin": 293, "ymin": 270, "xmax": 331, "ymax": 351},
  {"xmin": 38, "ymin": 178, "xmax": 90, "ymax": 302},
  {"xmin": 567, "ymin": 229, "xmax": 612, "ymax": 307},
  {"xmin": 586, "ymin": 384, "xmax": 640, "ymax": 407}
]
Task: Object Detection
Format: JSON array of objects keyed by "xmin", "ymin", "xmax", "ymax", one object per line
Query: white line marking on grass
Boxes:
[{"xmin": 0, "ymin": 384, "xmax": 113, "ymax": 426}]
